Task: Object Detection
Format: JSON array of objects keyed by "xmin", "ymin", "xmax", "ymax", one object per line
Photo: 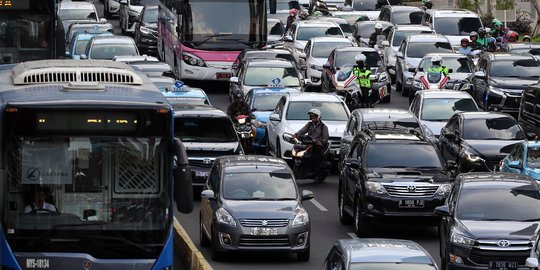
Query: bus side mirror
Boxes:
[
  {"xmin": 176, "ymin": 0, "xmax": 185, "ymax": 15},
  {"xmin": 173, "ymin": 139, "xmax": 193, "ymax": 213}
]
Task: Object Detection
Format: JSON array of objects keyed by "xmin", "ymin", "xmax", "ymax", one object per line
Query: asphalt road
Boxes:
[{"xmin": 92, "ymin": 2, "xmax": 441, "ymax": 268}]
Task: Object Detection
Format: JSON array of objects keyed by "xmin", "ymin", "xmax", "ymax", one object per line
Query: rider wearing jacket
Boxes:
[
  {"xmin": 295, "ymin": 109, "xmax": 329, "ymax": 180},
  {"xmin": 227, "ymin": 90, "xmax": 254, "ymax": 120},
  {"xmin": 428, "ymin": 54, "xmax": 449, "ymax": 76},
  {"xmin": 353, "ymin": 54, "xmax": 374, "ymax": 108},
  {"xmin": 369, "ymin": 23, "xmax": 383, "ymax": 47}
]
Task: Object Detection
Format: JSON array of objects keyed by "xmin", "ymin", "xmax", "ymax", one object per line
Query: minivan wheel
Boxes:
[
  {"xmin": 211, "ymin": 228, "xmax": 224, "ymax": 261},
  {"xmin": 338, "ymin": 184, "xmax": 353, "ymax": 224},
  {"xmin": 354, "ymin": 199, "xmax": 370, "ymax": 237}
]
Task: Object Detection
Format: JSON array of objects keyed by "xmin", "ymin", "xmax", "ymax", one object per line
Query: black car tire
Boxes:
[
  {"xmin": 396, "ymin": 78, "xmax": 402, "ymax": 93},
  {"xmin": 276, "ymin": 138, "xmax": 281, "ymax": 158},
  {"xmin": 297, "ymin": 244, "xmax": 310, "ymax": 261},
  {"xmin": 338, "ymin": 183, "xmax": 353, "ymax": 224},
  {"xmin": 321, "ymin": 74, "xmax": 329, "ymax": 93},
  {"xmin": 441, "ymin": 251, "xmax": 449, "ymax": 270},
  {"xmin": 104, "ymin": 5, "xmax": 111, "ymax": 19},
  {"xmin": 200, "ymin": 214, "xmax": 210, "ymax": 247},
  {"xmin": 211, "ymin": 228, "xmax": 224, "ymax": 261},
  {"xmin": 354, "ymin": 198, "xmax": 370, "ymax": 237},
  {"xmin": 263, "ymin": 128, "xmax": 270, "ymax": 155},
  {"xmin": 401, "ymin": 83, "xmax": 409, "ymax": 97},
  {"xmin": 408, "ymin": 90, "xmax": 415, "ymax": 104}
]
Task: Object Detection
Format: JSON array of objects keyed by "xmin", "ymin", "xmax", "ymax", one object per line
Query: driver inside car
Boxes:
[{"xmin": 24, "ymin": 188, "xmax": 58, "ymax": 214}]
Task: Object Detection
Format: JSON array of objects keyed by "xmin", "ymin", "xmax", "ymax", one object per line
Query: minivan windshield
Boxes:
[
  {"xmin": 392, "ymin": 29, "xmax": 433, "ymax": 46},
  {"xmin": 367, "ymin": 143, "xmax": 443, "ymax": 168},
  {"xmin": 223, "ymin": 172, "xmax": 297, "ymax": 200},
  {"xmin": 490, "ymin": 59, "xmax": 540, "ymax": 79},
  {"xmin": 462, "ymin": 117, "xmax": 525, "ymax": 140},
  {"xmin": 296, "ymin": 26, "xmax": 344, "ymax": 41},
  {"xmin": 312, "ymin": 41, "xmax": 352, "ymax": 58},
  {"xmin": 407, "ymin": 42, "xmax": 453, "ymax": 58},
  {"xmin": 286, "ymin": 101, "xmax": 349, "ymax": 121},
  {"xmin": 175, "ymin": 117, "xmax": 237, "ymax": 142},
  {"xmin": 434, "ymin": 17, "xmax": 482, "ymax": 36},
  {"xmin": 421, "ymin": 98, "xmax": 478, "ymax": 121},
  {"xmin": 392, "ymin": 10, "xmax": 423, "ymax": 25}
]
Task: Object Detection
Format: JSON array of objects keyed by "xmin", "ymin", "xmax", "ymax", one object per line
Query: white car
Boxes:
[
  {"xmin": 104, "ymin": 0, "xmax": 121, "ymax": 18},
  {"xmin": 421, "ymin": 9, "xmax": 483, "ymax": 49},
  {"xmin": 304, "ymin": 37, "xmax": 354, "ymax": 87},
  {"xmin": 57, "ymin": 1, "xmax": 103, "ymax": 35},
  {"xmin": 82, "ymin": 35, "xmax": 139, "ymax": 60},
  {"xmin": 285, "ymin": 20, "xmax": 345, "ymax": 63},
  {"xmin": 409, "ymin": 90, "xmax": 479, "ymax": 137},
  {"xmin": 266, "ymin": 93, "xmax": 350, "ymax": 162}
]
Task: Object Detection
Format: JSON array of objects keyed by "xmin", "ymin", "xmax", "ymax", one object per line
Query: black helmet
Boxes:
[
  {"xmin": 233, "ymin": 90, "xmax": 243, "ymax": 100},
  {"xmin": 478, "ymin": 27, "xmax": 486, "ymax": 36}
]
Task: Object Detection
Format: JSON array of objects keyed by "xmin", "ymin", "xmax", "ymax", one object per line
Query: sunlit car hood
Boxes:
[
  {"xmin": 285, "ymin": 120, "xmax": 347, "ymax": 138},
  {"xmin": 419, "ymin": 120, "xmax": 446, "ymax": 136},
  {"xmin": 489, "ymin": 77, "xmax": 537, "ymax": 90},
  {"xmin": 460, "ymin": 220, "xmax": 540, "ymax": 239},
  {"xmin": 224, "ymin": 200, "xmax": 300, "ymax": 219}
]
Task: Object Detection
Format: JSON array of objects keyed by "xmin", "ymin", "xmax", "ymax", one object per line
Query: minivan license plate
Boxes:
[
  {"xmin": 398, "ymin": 200, "xmax": 425, "ymax": 208},
  {"xmin": 489, "ymin": 261, "xmax": 518, "ymax": 270},
  {"xmin": 195, "ymin": 171, "xmax": 209, "ymax": 178},
  {"xmin": 250, "ymin": 227, "xmax": 278, "ymax": 236}
]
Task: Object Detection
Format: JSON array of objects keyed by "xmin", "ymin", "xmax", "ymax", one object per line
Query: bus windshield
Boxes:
[{"xmin": 183, "ymin": 0, "xmax": 266, "ymax": 50}]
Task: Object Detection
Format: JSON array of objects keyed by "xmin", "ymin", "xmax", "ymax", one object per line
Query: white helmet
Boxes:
[
  {"xmin": 308, "ymin": 108, "xmax": 322, "ymax": 120},
  {"xmin": 375, "ymin": 23, "xmax": 383, "ymax": 30},
  {"xmin": 431, "ymin": 54, "xmax": 442, "ymax": 63},
  {"xmin": 355, "ymin": 54, "xmax": 366, "ymax": 62}
]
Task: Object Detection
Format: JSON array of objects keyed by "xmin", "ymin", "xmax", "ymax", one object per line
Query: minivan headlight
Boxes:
[
  {"xmin": 216, "ymin": 207, "xmax": 236, "ymax": 227},
  {"xmin": 437, "ymin": 184, "xmax": 452, "ymax": 196},
  {"xmin": 451, "ymin": 230, "xmax": 475, "ymax": 247},
  {"xmin": 292, "ymin": 207, "xmax": 309, "ymax": 227}
]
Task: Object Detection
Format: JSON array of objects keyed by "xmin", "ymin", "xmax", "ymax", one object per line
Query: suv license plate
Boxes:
[
  {"xmin": 489, "ymin": 261, "xmax": 518, "ymax": 270},
  {"xmin": 195, "ymin": 171, "xmax": 209, "ymax": 178},
  {"xmin": 250, "ymin": 227, "xmax": 278, "ymax": 236},
  {"xmin": 398, "ymin": 199, "xmax": 425, "ymax": 208}
]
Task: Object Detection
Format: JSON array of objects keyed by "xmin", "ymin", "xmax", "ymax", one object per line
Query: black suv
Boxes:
[
  {"xmin": 464, "ymin": 53, "xmax": 540, "ymax": 117},
  {"xmin": 338, "ymin": 127, "xmax": 452, "ymax": 236},
  {"xmin": 519, "ymin": 83, "xmax": 540, "ymax": 136},
  {"xmin": 436, "ymin": 173, "xmax": 540, "ymax": 270},
  {"xmin": 173, "ymin": 104, "xmax": 243, "ymax": 190},
  {"xmin": 133, "ymin": 4, "xmax": 158, "ymax": 55}
]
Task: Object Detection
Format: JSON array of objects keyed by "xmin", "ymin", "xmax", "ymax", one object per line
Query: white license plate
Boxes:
[
  {"xmin": 195, "ymin": 171, "xmax": 209, "ymax": 178},
  {"xmin": 250, "ymin": 227, "xmax": 278, "ymax": 236},
  {"xmin": 489, "ymin": 261, "xmax": 518, "ymax": 270},
  {"xmin": 398, "ymin": 199, "xmax": 425, "ymax": 209}
]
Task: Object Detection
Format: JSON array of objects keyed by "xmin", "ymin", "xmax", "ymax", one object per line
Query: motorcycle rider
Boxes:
[
  {"xmin": 285, "ymin": 8, "xmax": 298, "ymax": 32},
  {"xmin": 485, "ymin": 37, "xmax": 498, "ymax": 52},
  {"xmin": 523, "ymin": 35, "xmax": 532, "ymax": 42},
  {"xmin": 353, "ymin": 54, "xmax": 374, "ymax": 108},
  {"xmin": 428, "ymin": 54, "xmax": 449, "ymax": 76},
  {"xmin": 469, "ymin": 31, "xmax": 482, "ymax": 50},
  {"xmin": 458, "ymin": 38, "xmax": 472, "ymax": 55},
  {"xmin": 294, "ymin": 109, "xmax": 329, "ymax": 181},
  {"xmin": 227, "ymin": 90, "xmax": 254, "ymax": 120},
  {"xmin": 368, "ymin": 23, "xmax": 384, "ymax": 47},
  {"xmin": 506, "ymin": 30, "xmax": 519, "ymax": 43},
  {"xmin": 477, "ymin": 27, "xmax": 488, "ymax": 49},
  {"xmin": 422, "ymin": 0, "xmax": 433, "ymax": 9}
]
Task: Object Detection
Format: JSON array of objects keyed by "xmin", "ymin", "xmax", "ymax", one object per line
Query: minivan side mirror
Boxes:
[
  {"xmin": 526, "ymin": 258, "xmax": 539, "ymax": 269},
  {"xmin": 444, "ymin": 132, "xmax": 458, "ymax": 142},
  {"xmin": 284, "ymin": 35, "xmax": 293, "ymax": 42},
  {"xmin": 269, "ymin": 113, "xmax": 281, "ymax": 122},
  {"xmin": 396, "ymin": 51, "xmax": 404, "ymax": 58},
  {"xmin": 381, "ymin": 40, "xmax": 390, "ymax": 47},
  {"xmin": 474, "ymin": 70, "xmax": 486, "ymax": 78},
  {"xmin": 80, "ymin": 54, "xmax": 87, "ymax": 60},
  {"xmin": 229, "ymin": 77, "xmax": 239, "ymax": 84},
  {"xmin": 345, "ymin": 158, "xmax": 360, "ymax": 169},
  {"xmin": 301, "ymin": 190, "xmax": 314, "ymax": 201},
  {"xmin": 434, "ymin": 205, "xmax": 451, "ymax": 216},
  {"xmin": 201, "ymin": 189, "xmax": 216, "ymax": 200}
]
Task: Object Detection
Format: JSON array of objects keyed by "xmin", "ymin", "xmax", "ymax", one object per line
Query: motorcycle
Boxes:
[
  {"xmin": 234, "ymin": 114, "xmax": 254, "ymax": 154},
  {"xmin": 332, "ymin": 64, "xmax": 389, "ymax": 110},
  {"xmin": 283, "ymin": 133, "xmax": 330, "ymax": 183}
]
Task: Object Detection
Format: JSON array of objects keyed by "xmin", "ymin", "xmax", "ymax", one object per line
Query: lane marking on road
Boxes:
[
  {"xmin": 347, "ymin": 233, "xmax": 359, "ymax": 239},
  {"xmin": 310, "ymin": 199, "xmax": 328, "ymax": 212}
]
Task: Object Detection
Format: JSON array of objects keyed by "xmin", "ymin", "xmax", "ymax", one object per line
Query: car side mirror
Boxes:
[
  {"xmin": 65, "ymin": 51, "xmax": 71, "ymax": 57},
  {"xmin": 301, "ymin": 190, "xmax": 314, "ymax": 201},
  {"xmin": 322, "ymin": 64, "xmax": 331, "ymax": 69},
  {"xmin": 80, "ymin": 54, "xmax": 87, "ymax": 60},
  {"xmin": 201, "ymin": 189, "xmax": 216, "ymax": 200},
  {"xmin": 173, "ymin": 139, "xmax": 194, "ymax": 213},
  {"xmin": 299, "ymin": 52, "xmax": 306, "ymax": 59},
  {"xmin": 444, "ymin": 132, "xmax": 457, "ymax": 141},
  {"xmin": 251, "ymin": 107, "xmax": 257, "ymax": 112},
  {"xmin": 284, "ymin": 35, "xmax": 293, "ymax": 42},
  {"xmin": 229, "ymin": 77, "xmax": 239, "ymax": 84},
  {"xmin": 120, "ymin": 0, "xmax": 127, "ymax": 4},
  {"xmin": 448, "ymin": 68, "xmax": 453, "ymax": 73},
  {"xmin": 526, "ymin": 258, "xmax": 539, "ymax": 269},
  {"xmin": 381, "ymin": 40, "xmax": 390, "ymax": 47},
  {"xmin": 434, "ymin": 205, "xmax": 451, "ymax": 216},
  {"xmin": 418, "ymin": 67, "xmax": 424, "ymax": 72},
  {"xmin": 396, "ymin": 51, "xmax": 403, "ymax": 58},
  {"xmin": 527, "ymin": 132, "xmax": 537, "ymax": 140},
  {"xmin": 269, "ymin": 113, "xmax": 281, "ymax": 122},
  {"xmin": 474, "ymin": 70, "xmax": 486, "ymax": 78},
  {"xmin": 345, "ymin": 158, "xmax": 360, "ymax": 169},
  {"xmin": 407, "ymin": 67, "xmax": 416, "ymax": 72},
  {"xmin": 99, "ymin": 18, "xmax": 107, "ymax": 23},
  {"xmin": 508, "ymin": 160, "xmax": 523, "ymax": 169}
]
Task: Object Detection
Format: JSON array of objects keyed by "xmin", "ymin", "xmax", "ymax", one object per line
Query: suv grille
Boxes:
[
  {"xmin": 504, "ymin": 96, "xmax": 522, "ymax": 109},
  {"xmin": 238, "ymin": 235, "xmax": 289, "ymax": 247},
  {"xmin": 469, "ymin": 239, "xmax": 531, "ymax": 265},
  {"xmin": 240, "ymin": 219, "xmax": 289, "ymax": 227},
  {"xmin": 383, "ymin": 184, "xmax": 439, "ymax": 197},
  {"xmin": 188, "ymin": 157, "xmax": 216, "ymax": 168}
]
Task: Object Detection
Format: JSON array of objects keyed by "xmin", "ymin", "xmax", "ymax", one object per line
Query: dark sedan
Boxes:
[
  {"xmin": 438, "ymin": 112, "xmax": 527, "ymax": 174},
  {"xmin": 199, "ymin": 155, "xmax": 314, "ymax": 261}
]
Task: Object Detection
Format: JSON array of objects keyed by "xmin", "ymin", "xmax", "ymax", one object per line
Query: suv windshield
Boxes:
[
  {"xmin": 296, "ymin": 26, "xmax": 344, "ymax": 41},
  {"xmin": 244, "ymin": 67, "xmax": 300, "ymax": 87},
  {"xmin": 367, "ymin": 143, "xmax": 443, "ymax": 168},
  {"xmin": 490, "ymin": 59, "xmax": 540, "ymax": 79},
  {"xmin": 392, "ymin": 30, "xmax": 433, "ymax": 46},
  {"xmin": 462, "ymin": 117, "xmax": 525, "ymax": 140},
  {"xmin": 407, "ymin": 42, "xmax": 453, "ymax": 58},
  {"xmin": 457, "ymin": 186, "xmax": 540, "ymax": 221},
  {"xmin": 312, "ymin": 41, "xmax": 352, "ymax": 58},
  {"xmin": 58, "ymin": 9, "xmax": 98, "ymax": 21},
  {"xmin": 434, "ymin": 17, "xmax": 482, "ymax": 36},
  {"xmin": 419, "ymin": 57, "xmax": 471, "ymax": 73},
  {"xmin": 142, "ymin": 7, "xmax": 158, "ymax": 23},
  {"xmin": 222, "ymin": 171, "xmax": 297, "ymax": 200},
  {"xmin": 175, "ymin": 117, "xmax": 237, "ymax": 142},
  {"xmin": 286, "ymin": 101, "xmax": 348, "ymax": 121},
  {"xmin": 392, "ymin": 10, "xmax": 423, "ymax": 25},
  {"xmin": 527, "ymin": 147, "xmax": 540, "ymax": 168},
  {"xmin": 421, "ymin": 98, "xmax": 478, "ymax": 121},
  {"xmin": 335, "ymin": 51, "xmax": 381, "ymax": 67}
]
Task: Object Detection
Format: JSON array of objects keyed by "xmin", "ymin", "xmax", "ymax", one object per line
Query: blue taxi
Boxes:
[
  {"xmin": 500, "ymin": 139, "xmax": 540, "ymax": 180},
  {"xmin": 156, "ymin": 80, "xmax": 211, "ymax": 108},
  {"xmin": 244, "ymin": 87, "xmax": 299, "ymax": 153}
]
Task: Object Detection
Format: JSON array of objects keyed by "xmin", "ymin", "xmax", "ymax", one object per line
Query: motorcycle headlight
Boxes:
[
  {"xmin": 237, "ymin": 118, "xmax": 246, "ymax": 124},
  {"xmin": 413, "ymin": 80, "xmax": 424, "ymax": 90},
  {"xmin": 216, "ymin": 207, "xmax": 236, "ymax": 227},
  {"xmin": 463, "ymin": 150, "xmax": 483, "ymax": 162},
  {"xmin": 292, "ymin": 207, "xmax": 309, "ymax": 227},
  {"xmin": 436, "ymin": 184, "xmax": 452, "ymax": 196},
  {"xmin": 451, "ymin": 230, "xmax": 475, "ymax": 247},
  {"xmin": 366, "ymin": 181, "xmax": 386, "ymax": 195},
  {"xmin": 488, "ymin": 86, "xmax": 505, "ymax": 97},
  {"xmin": 182, "ymin": 51, "xmax": 206, "ymax": 67}
]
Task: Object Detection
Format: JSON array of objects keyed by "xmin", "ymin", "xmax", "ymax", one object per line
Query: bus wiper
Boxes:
[
  {"xmin": 194, "ymin": 34, "xmax": 232, "ymax": 47},
  {"xmin": 218, "ymin": 38, "xmax": 265, "ymax": 47}
]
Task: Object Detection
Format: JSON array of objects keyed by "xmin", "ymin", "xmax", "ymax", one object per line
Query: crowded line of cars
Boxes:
[{"xmin": 57, "ymin": 0, "xmax": 540, "ymax": 268}]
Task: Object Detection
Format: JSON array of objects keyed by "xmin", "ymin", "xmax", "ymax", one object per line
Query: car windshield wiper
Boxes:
[{"xmin": 193, "ymin": 34, "xmax": 232, "ymax": 47}]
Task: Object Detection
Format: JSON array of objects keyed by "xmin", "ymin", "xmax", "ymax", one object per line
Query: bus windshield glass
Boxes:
[{"xmin": 183, "ymin": 0, "xmax": 266, "ymax": 50}]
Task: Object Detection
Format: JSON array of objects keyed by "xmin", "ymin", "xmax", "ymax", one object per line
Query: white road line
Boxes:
[
  {"xmin": 309, "ymin": 199, "xmax": 328, "ymax": 212},
  {"xmin": 347, "ymin": 233, "xmax": 359, "ymax": 239}
]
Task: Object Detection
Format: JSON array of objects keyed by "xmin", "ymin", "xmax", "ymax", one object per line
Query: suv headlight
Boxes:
[
  {"xmin": 451, "ymin": 230, "xmax": 475, "ymax": 247},
  {"xmin": 437, "ymin": 184, "xmax": 451, "ymax": 196},
  {"xmin": 292, "ymin": 207, "xmax": 309, "ymax": 227},
  {"xmin": 378, "ymin": 72, "xmax": 388, "ymax": 82},
  {"xmin": 216, "ymin": 207, "xmax": 236, "ymax": 227},
  {"xmin": 413, "ymin": 80, "xmax": 425, "ymax": 90},
  {"xmin": 459, "ymin": 83, "xmax": 470, "ymax": 91},
  {"xmin": 463, "ymin": 150, "xmax": 483, "ymax": 162},
  {"xmin": 366, "ymin": 181, "xmax": 386, "ymax": 195},
  {"xmin": 182, "ymin": 51, "xmax": 206, "ymax": 67},
  {"xmin": 139, "ymin": 26, "xmax": 154, "ymax": 35},
  {"xmin": 488, "ymin": 86, "xmax": 505, "ymax": 97}
]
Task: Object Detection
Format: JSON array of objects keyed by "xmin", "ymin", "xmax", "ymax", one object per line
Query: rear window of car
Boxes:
[
  {"xmin": 406, "ymin": 42, "xmax": 453, "ymax": 58},
  {"xmin": 391, "ymin": 10, "xmax": 423, "ymax": 25},
  {"xmin": 88, "ymin": 43, "xmax": 138, "ymax": 60},
  {"xmin": 174, "ymin": 117, "xmax": 237, "ymax": 142},
  {"xmin": 434, "ymin": 17, "xmax": 482, "ymax": 36},
  {"xmin": 297, "ymin": 26, "xmax": 344, "ymax": 41}
]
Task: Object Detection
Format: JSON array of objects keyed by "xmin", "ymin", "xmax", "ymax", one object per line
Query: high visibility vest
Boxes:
[
  {"xmin": 353, "ymin": 67, "xmax": 371, "ymax": 88},
  {"xmin": 428, "ymin": 66, "xmax": 449, "ymax": 76}
]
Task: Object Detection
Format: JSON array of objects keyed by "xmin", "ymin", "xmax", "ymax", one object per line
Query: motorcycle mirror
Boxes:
[
  {"xmin": 447, "ymin": 68, "xmax": 453, "ymax": 73},
  {"xmin": 407, "ymin": 67, "xmax": 416, "ymax": 72}
]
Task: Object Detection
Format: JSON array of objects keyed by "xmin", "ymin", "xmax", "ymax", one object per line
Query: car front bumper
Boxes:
[
  {"xmin": 361, "ymin": 192, "xmax": 446, "ymax": 219},
  {"xmin": 180, "ymin": 61, "xmax": 234, "ymax": 81}
]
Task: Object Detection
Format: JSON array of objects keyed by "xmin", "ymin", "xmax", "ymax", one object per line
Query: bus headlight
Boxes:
[{"xmin": 182, "ymin": 51, "xmax": 206, "ymax": 67}]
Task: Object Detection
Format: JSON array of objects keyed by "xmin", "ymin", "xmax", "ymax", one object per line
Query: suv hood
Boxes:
[
  {"xmin": 460, "ymin": 220, "xmax": 540, "ymax": 239},
  {"xmin": 184, "ymin": 141, "xmax": 239, "ymax": 155},
  {"xmin": 490, "ymin": 77, "xmax": 537, "ymax": 90},
  {"xmin": 463, "ymin": 140, "xmax": 523, "ymax": 161},
  {"xmin": 225, "ymin": 200, "xmax": 300, "ymax": 219},
  {"xmin": 369, "ymin": 168, "xmax": 449, "ymax": 183},
  {"xmin": 286, "ymin": 120, "xmax": 347, "ymax": 138}
]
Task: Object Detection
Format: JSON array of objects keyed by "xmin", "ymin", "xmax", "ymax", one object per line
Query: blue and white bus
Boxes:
[{"xmin": 0, "ymin": 60, "xmax": 193, "ymax": 270}]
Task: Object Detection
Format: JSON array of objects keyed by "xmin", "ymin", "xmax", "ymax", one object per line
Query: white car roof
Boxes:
[
  {"xmin": 309, "ymin": 36, "xmax": 352, "ymax": 43},
  {"xmin": 418, "ymin": 90, "xmax": 474, "ymax": 99},
  {"xmin": 296, "ymin": 20, "xmax": 340, "ymax": 27}
]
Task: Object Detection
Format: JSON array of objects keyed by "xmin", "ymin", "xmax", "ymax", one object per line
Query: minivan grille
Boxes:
[
  {"xmin": 238, "ymin": 235, "xmax": 289, "ymax": 247},
  {"xmin": 240, "ymin": 219, "xmax": 289, "ymax": 227}
]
